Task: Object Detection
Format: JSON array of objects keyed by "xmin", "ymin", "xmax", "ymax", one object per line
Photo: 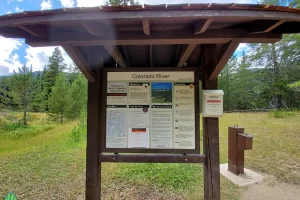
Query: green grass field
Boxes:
[{"xmin": 0, "ymin": 111, "xmax": 299, "ymax": 199}]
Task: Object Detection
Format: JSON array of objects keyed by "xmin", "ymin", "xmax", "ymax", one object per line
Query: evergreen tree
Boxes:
[
  {"xmin": 44, "ymin": 47, "xmax": 66, "ymax": 110},
  {"xmin": 48, "ymin": 73, "xmax": 72, "ymax": 124},
  {"xmin": 69, "ymin": 74, "xmax": 87, "ymax": 119},
  {"xmin": 44, "ymin": 47, "xmax": 66, "ymax": 95},
  {"xmin": 0, "ymin": 77, "xmax": 11, "ymax": 109},
  {"xmin": 9, "ymin": 65, "xmax": 35, "ymax": 125}
]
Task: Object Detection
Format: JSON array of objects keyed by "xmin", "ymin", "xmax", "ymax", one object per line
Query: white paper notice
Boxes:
[
  {"xmin": 106, "ymin": 105, "xmax": 127, "ymax": 148},
  {"xmin": 173, "ymin": 83, "xmax": 195, "ymax": 149},
  {"xmin": 151, "ymin": 105, "xmax": 173, "ymax": 149},
  {"xmin": 128, "ymin": 83, "xmax": 150, "ymax": 104},
  {"xmin": 130, "ymin": 128, "xmax": 149, "ymax": 148},
  {"xmin": 107, "ymin": 82, "xmax": 128, "ymax": 105}
]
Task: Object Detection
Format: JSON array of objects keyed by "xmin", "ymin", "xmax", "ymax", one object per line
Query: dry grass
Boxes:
[{"xmin": 0, "ymin": 111, "xmax": 299, "ymax": 199}]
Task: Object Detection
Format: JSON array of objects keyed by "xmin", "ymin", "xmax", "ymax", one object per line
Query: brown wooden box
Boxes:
[{"xmin": 237, "ymin": 133, "xmax": 253, "ymax": 150}]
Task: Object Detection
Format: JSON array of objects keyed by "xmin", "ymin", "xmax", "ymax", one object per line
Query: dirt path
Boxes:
[{"xmin": 241, "ymin": 174, "xmax": 300, "ymax": 200}]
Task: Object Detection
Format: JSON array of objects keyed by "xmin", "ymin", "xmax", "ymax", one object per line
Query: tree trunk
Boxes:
[{"xmin": 23, "ymin": 109, "xmax": 27, "ymax": 126}]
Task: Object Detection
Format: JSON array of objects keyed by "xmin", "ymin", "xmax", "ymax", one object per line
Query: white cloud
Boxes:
[
  {"xmin": 6, "ymin": 11, "xmax": 12, "ymax": 14},
  {"xmin": 40, "ymin": 0, "xmax": 52, "ymax": 10},
  {"xmin": 76, "ymin": 0, "xmax": 105, "ymax": 7},
  {"xmin": 60, "ymin": 0, "xmax": 75, "ymax": 7},
  {"xmin": 0, "ymin": 36, "xmax": 23, "ymax": 73},
  {"xmin": 25, "ymin": 46, "xmax": 73, "ymax": 72},
  {"xmin": 15, "ymin": 5, "xmax": 24, "ymax": 12}
]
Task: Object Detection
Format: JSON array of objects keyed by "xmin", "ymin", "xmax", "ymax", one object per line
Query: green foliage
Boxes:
[
  {"xmin": 4, "ymin": 192, "xmax": 17, "ymax": 200},
  {"xmin": 9, "ymin": 65, "xmax": 36, "ymax": 125},
  {"xmin": 0, "ymin": 122, "xmax": 53, "ymax": 140},
  {"xmin": 44, "ymin": 47, "xmax": 67, "ymax": 110},
  {"xmin": 69, "ymin": 74, "xmax": 87, "ymax": 119},
  {"xmin": 268, "ymin": 109, "xmax": 296, "ymax": 118},
  {"xmin": 48, "ymin": 73, "xmax": 72, "ymax": 124},
  {"xmin": 288, "ymin": 81, "xmax": 300, "ymax": 92},
  {"xmin": 70, "ymin": 109, "xmax": 87, "ymax": 142}
]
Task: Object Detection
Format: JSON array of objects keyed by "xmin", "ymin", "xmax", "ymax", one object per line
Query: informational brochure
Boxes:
[{"xmin": 106, "ymin": 71, "xmax": 196, "ymax": 150}]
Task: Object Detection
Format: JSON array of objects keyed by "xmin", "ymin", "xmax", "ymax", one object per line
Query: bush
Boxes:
[
  {"xmin": 0, "ymin": 123, "xmax": 53, "ymax": 139},
  {"xmin": 269, "ymin": 109, "xmax": 296, "ymax": 118},
  {"xmin": 70, "ymin": 109, "xmax": 86, "ymax": 142}
]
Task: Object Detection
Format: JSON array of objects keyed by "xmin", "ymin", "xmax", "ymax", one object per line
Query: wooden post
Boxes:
[
  {"xmin": 86, "ymin": 48, "xmax": 103, "ymax": 200},
  {"xmin": 201, "ymin": 44, "xmax": 220, "ymax": 200}
]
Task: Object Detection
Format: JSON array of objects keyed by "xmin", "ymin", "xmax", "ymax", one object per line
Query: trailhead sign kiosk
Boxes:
[
  {"xmin": 104, "ymin": 69, "xmax": 200, "ymax": 153},
  {"xmin": 1, "ymin": 3, "xmax": 300, "ymax": 200}
]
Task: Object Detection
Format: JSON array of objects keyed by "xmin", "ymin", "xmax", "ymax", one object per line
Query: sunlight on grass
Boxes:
[{"xmin": 0, "ymin": 112, "xmax": 299, "ymax": 199}]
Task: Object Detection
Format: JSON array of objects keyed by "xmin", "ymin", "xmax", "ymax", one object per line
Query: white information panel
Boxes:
[{"xmin": 106, "ymin": 71, "xmax": 196, "ymax": 149}]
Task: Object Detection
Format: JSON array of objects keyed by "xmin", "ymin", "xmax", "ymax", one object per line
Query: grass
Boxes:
[{"xmin": 0, "ymin": 111, "xmax": 299, "ymax": 199}]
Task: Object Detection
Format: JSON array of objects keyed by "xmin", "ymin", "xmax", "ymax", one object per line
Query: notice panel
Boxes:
[{"xmin": 106, "ymin": 70, "xmax": 197, "ymax": 151}]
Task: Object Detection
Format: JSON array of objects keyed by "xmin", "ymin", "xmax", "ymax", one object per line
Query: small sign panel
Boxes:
[
  {"xmin": 105, "ymin": 70, "xmax": 199, "ymax": 152},
  {"xmin": 202, "ymin": 90, "xmax": 224, "ymax": 117}
]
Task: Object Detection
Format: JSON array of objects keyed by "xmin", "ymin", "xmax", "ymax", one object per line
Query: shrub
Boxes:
[
  {"xmin": 268, "ymin": 109, "xmax": 296, "ymax": 118},
  {"xmin": 70, "ymin": 109, "xmax": 87, "ymax": 142},
  {"xmin": 0, "ymin": 124, "xmax": 53, "ymax": 139}
]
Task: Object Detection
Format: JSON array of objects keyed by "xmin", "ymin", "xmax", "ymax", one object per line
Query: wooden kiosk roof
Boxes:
[{"xmin": 1, "ymin": 3, "xmax": 300, "ymax": 82}]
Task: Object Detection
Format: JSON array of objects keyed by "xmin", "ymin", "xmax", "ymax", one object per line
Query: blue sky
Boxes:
[{"xmin": 0, "ymin": 0, "xmax": 254, "ymax": 75}]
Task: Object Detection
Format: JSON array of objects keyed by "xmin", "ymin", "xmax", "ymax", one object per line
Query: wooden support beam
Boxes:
[
  {"xmin": 99, "ymin": 154, "xmax": 206, "ymax": 163},
  {"xmin": 25, "ymin": 29, "xmax": 282, "ymax": 47},
  {"xmin": 86, "ymin": 68, "xmax": 102, "ymax": 200},
  {"xmin": 103, "ymin": 45, "xmax": 127, "ymax": 68},
  {"xmin": 81, "ymin": 21, "xmax": 102, "ymax": 36},
  {"xmin": 235, "ymin": 20, "xmax": 286, "ymax": 33},
  {"xmin": 150, "ymin": 45, "xmax": 153, "ymax": 67},
  {"xmin": 193, "ymin": 19, "xmax": 213, "ymax": 34},
  {"xmin": 62, "ymin": 44, "xmax": 96, "ymax": 82},
  {"xmin": 19, "ymin": 25, "xmax": 41, "ymax": 37},
  {"xmin": 208, "ymin": 39, "xmax": 241, "ymax": 80},
  {"xmin": 201, "ymin": 44, "xmax": 220, "ymax": 200},
  {"xmin": 177, "ymin": 44, "xmax": 197, "ymax": 67},
  {"xmin": 263, "ymin": 20, "xmax": 286, "ymax": 32},
  {"xmin": 142, "ymin": 19, "xmax": 150, "ymax": 35},
  {"xmin": 121, "ymin": 45, "xmax": 130, "ymax": 67}
]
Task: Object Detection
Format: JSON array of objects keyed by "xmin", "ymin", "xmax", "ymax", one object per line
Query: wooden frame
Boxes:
[{"xmin": 101, "ymin": 67, "xmax": 201, "ymax": 154}]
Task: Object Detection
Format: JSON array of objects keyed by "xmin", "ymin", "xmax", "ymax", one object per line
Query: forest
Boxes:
[{"xmin": 0, "ymin": 47, "xmax": 87, "ymax": 125}]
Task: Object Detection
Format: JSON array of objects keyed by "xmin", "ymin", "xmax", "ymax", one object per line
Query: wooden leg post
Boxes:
[
  {"xmin": 86, "ymin": 69, "xmax": 101, "ymax": 200},
  {"xmin": 201, "ymin": 44, "xmax": 220, "ymax": 200}
]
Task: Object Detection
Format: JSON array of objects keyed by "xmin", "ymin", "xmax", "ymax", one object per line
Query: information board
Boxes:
[{"xmin": 103, "ymin": 68, "xmax": 200, "ymax": 153}]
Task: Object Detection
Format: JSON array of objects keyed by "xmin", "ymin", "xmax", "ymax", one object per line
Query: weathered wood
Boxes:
[
  {"xmin": 86, "ymin": 68, "xmax": 102, "ymax": 200},
  {"xmin": 150, "ymin": 45, "xmax": 153, "ymax": 67},
  {"xmin": 201, "ymin": 44, "xmax": 220, "ymax": 200},
  {"xmin": 142, "ymin": 19, "xmax": 150, "ymax": 35},
  {"xmin": 193, "ymin": 19, "xmax": 213, "ymax": 34},
  {"xmin": 99, "ymin": 154, "xmax": 206, "ymax": 163},
  {"xmin": 177, "ymin": 44, "xmax": 197, "ymax": 67},
  {"xmin": 208, "ymin": 39, "xmax": 241, "ymax": 80},
  {"xmin": 19, "ymin": 25, "xmax": 41, "ymax": 36},
  {"xmin": 25, "ymin": 29, "xmax": 282, "ymax": 47},
  {"xmin": 122, "ymin": 45, "xmax": 130, "ymax": 67},
  {"xmin": 103, "ymin": 45, "xmax": 127, "ymax": 68},
  {"xmin": 1, "ymin": 10, "xmax": 300, "ymax": 28},
  {"xmin": 236, "ymin": 20, "xmax": 286, "ymax": 33},
  {"xmin": 81, "ymin": 21, "xmax": 102, "ymax": 36},
  {"xmin": 62, "ymin": 44, "xmax": 96, "ymax": 82}
]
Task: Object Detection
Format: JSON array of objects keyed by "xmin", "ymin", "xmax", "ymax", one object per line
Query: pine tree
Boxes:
[
  {"xmin": 48, "ymin": 73, "xmax": 72, "ymax": 124},
  {"xmin": 44, "ymin": 47, "xmax": 66, "ymax": 110},
  {"xmin": 44, "ymin": 47, "xmax": 66, "ymax": 95},
  {"xmin": 0, "ymin": 77, "xmax": 10, "ymax": 109},
  {"xmin": 70, "ymin": 74, "xmax": 87, "ymax": 119},
  {"xmin": 9, "ymin": 65, "xmax": 35, "ymax": 125}
]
